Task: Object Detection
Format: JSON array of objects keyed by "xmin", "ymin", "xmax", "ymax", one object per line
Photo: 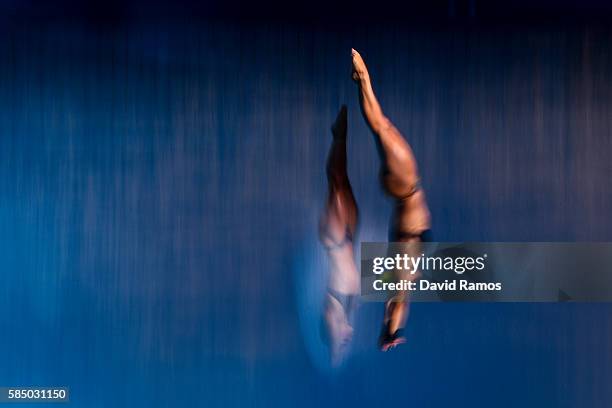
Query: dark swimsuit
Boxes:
[
  {"xmin": 393, "ymin": 228, "xmax": 433, "ymax": 242},
  {"xmin": 322, "ymin": 227, "xmax": 360, "ymax": 320},
  {"xmin": 389, "ymin": 181, "xmax": 433, "ymax": 243}
]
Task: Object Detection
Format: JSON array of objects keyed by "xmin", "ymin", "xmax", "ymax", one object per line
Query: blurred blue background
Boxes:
[{"xmin": 0, "ymin": 16, "xmax": 611, "ymax": 407}]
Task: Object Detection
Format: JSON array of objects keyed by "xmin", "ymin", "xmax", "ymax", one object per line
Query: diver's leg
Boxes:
[
  {"xmin": 352, "ymin": 49, "xmax": 430, "ymax": 350},
  {"xmin": 320, "ymin": 105, "xmax": 358, "ymax": 253},
  {"xmin": 352, "ymin": 48, "xmax": 421, "ymax": 200},
  {"xmin": 319, "ymin": 106, "xmax": 360, "ymax": 364}
]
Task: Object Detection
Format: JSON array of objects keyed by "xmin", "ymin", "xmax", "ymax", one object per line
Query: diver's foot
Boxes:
[
  {"xmin": 331, "ymin": 105, "xmax": 348, "ymax": 140},
  {"xmin": 351, "ymin": 48, "xmax": 370, "ymax": 84}
]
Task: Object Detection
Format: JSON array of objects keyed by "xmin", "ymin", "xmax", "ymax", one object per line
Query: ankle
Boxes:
[{"xmin": 358, "ymin": 73, "xmax": 372, "ymax": 89}]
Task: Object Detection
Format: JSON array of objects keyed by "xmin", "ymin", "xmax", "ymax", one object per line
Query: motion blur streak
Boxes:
[{"xmin": 0, "ymin": 22, "xmax": 611, "ymax": 407}]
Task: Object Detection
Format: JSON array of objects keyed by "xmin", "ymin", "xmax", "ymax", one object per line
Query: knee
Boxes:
[
  {"xmin": 371, "ymin": 117, "xmax": 393, "ymax": 136},
  {"xmin": 380, "ymin": 168, "xmax": 419, "ymax": 199}
]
